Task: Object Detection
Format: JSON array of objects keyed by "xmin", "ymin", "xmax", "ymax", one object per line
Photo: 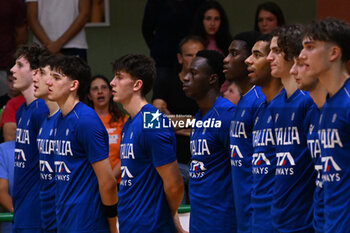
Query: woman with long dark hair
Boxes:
[
  {"xmin": 254, "ymin": 2, "xmax": 286, "ymax": 34},
  {"xmin": 86, "ymin": 75, "xmax": 127, "ymax": 183},
  {"xmin": 191, "ymin": 0, "xmax": 232, "ymax": 55}
]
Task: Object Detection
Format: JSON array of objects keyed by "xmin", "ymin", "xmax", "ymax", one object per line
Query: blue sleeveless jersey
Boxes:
[
  {"xmin": 37, "ymin": 110, "xmax": 60, "ymax": 232},
  {"xmin": 306, "ymin": 104, "xmax": 324, "ymax": 233},
  {"xmin": 118, "ymin": 104, "xmax": 177, "ymax": 233},
  {"xmin": 230, "ymin": 86, "xmax": 265, "ymax": 233},
  {"xmin": 270, "ymin": 89, "xmax": 315, "ymax": 232},
  {"xmin": 190, "ymin": 97, "xmax": 236, "ymax": 233},
  {"xmin": 13, "ymin": 99, "xmax": 48, "ymax": 230},
  {"xmin": 318, "ymin": 78, "xmax": 350, "ymax": 233},
  {"xmin": 53, "ymin": 102, "xmax": 109, "ymax": 233}
]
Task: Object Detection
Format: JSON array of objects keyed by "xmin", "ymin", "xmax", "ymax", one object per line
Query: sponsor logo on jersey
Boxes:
[
  {"xmin": 14, "ymin": 148, "xmax": 26, "ymax": 168},
  {"xmin": 275, "ymin": 152, "xmax": 295, "ymax": 175},
  {"xmin": 54, "ymin": 161, "xmax": 71, "ymax": 181},
  {"xmin": 40, "ymin": 160, "xmax": 54, "ymax": 180},
  {"xmin": 190, "ymin": 160, "xmax": 206, "ymax": 178},
  {"xmin": 230, "ymin": 145, "xmax": 243, "ymax": 167},
  {"xmin": 120, "ymin": 166, "xmax": 133, "ymax": 186},
  {"xmin": 321, "ymin": 156, "xmax": 341, "ymax": 182},
  {"xmin": 314, "ymin": 164, "xmax": 323, "ymax": 188},
  {"xmin": 252, "ymin": 153, "xmax": 270, "ymax": 174}
]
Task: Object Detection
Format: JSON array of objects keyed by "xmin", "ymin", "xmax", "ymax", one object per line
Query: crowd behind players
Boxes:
[{"xmin": 0, "ymin": 1, "xmax": 350, "ymax": 233}]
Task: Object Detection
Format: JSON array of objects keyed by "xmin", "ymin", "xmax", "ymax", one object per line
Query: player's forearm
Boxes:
[
  {"xmin": 99, "ymin": 178, "xmax": 118, "ymax": 232},
  {"xmin": 112, "ymin": 162, "xmax": 121, "ymax": 179},
  {"xmin": 164, "ymin": 181, "xmax": 184, "ymax": 217},
  {"xmin": 27, "ymin": 2, "xmax": 51, "ymax": 46},
  {"xmin": 0, "ymin": 193, "xmax": 13, "ymax": 213},
  {"xmin": 3, "ymin": 123, "xmax": 17, "ymax": 142},
  {"xmin": 15, "ymin": 25, "xmax": 28, "ymax": 45},
  {"xmin": 55, "ymin": 0, "xmax": 90, "ymax": 48},
  {"xmin": 99, "ymin": 178, "xmax": 118, "ymax": 205}
]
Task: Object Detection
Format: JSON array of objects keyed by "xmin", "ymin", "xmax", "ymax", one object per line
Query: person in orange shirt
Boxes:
[{"xmin": 87, "ymin": 75, "xmax": 127, "ymax": 184}]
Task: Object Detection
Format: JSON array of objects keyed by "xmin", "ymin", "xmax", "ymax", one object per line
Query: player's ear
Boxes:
[
  {"xmin": 209, "ymin": 74, "xmax": 218, "ymax": 85},
  {"xmin": 133, "ymin": 79, "xmax": 143, "ymax": 92},
  {"xmin": 70, "ymin": 80, "xmax": 79, "ymax": 92},
  {"xmin": 329, "ymin": 45, "xmax": 341, "ymax": 62}
]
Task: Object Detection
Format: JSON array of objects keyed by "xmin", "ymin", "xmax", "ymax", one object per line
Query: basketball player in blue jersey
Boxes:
[
  {"xmin": 10, "ymin": 44, "xmax": 49, "ymax": 233},
  {"xmin": 290, "ymin": 55, "xmax": 327, "ymax": 232},
  {"xmin": 266, "ymin": 25, "xmax": 315, "ymax": 232},
  {"xmin": 110, "ymin": 54, "xmax": 185, "ymax": 233},
  {"xmin": 223, "ymin": 31, "xmax": 264, "ymax": 233},
  {"xmin": 46, "ymin": 56, "xmax": 118, "ymax": 233},
  {"xmin": 298, "ymin": 18, "xmax": 350, "ymax": 233},
  {"xmin": 183, "ymin": 50, "xmax": 236, "ymax": 233},
  {"xmin": 33, "ymin": 55, "xmax": 60, "ymax": 233},
  {"xmin": 245, "ymin": 34, "xmax": 283, "ymax": 232}
]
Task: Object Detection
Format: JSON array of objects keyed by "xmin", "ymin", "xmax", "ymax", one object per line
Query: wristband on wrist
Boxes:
[{"xmin": 103, "ymin": 203, "xmax": 118, "ymax": 218}]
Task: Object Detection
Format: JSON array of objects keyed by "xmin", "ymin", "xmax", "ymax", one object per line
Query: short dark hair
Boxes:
[
  {"xmin": 232, "ymin": 31, "xmax": 262, "ymax": 55},
  {"xmin": 39, "ymin": 54, "xmax": 60, "ymax": 69},
  {"xmin": 254, "ymin": 2, "xmax": 286, "ymax": 32},
  {"xmin": 112, "ymin": 54, "xmax": 156, "ymax": 97},
  {"xmin": 272, "ymin": 24, "xmax": 304, "ymax": 61},
  {"xmin": 196, "ymin": 50, "xmax": 225, "ymax": 86},
  {"xmin": 48, "ymin": 55, "xmax": 91, "ymax": 100},
  {"xmin": 178, "ymin": 35, "xmax": 205, "ymax": 54},
  {"xmin": 304, "ymin": 17, "xmax": 350, "ymax": 62},
  {"xmin": 256, "ymin": 33, "xmax": 273, "ymax": 53},
  {"xmin": 15, "ymin": 43, "xmax": 50, "ymax": 70}
]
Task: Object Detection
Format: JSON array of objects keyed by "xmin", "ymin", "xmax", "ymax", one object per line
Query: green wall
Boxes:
[{"xmin": 86, "ymin": 0, "xmax": 316, "ymax": 79}]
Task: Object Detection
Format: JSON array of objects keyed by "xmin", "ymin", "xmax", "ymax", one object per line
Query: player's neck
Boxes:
[
  {"xmin": 308, "ymin": 83, "xmax": 327, "ymax": 109},
  {"xmin": 280, "ymin": 74, "xmax": 297, "ymax": 98},
  {"xmin": 235, "ymin": 76, "xmax": 253, "ymax": 95},
  {"xmin": 261, "ymin": 77, "xmax": 283, "ymax": 102},
  {"xmin": 58, "ymin": 95, "xmax": 79, "ymax": 116},
  {"xmin": 122, "ymin": 95, "xmax": 148, "ymax": 118},
  {"xmin": 318, "ymin": 63, "xmax": 349, "ymax": 97},
  {"xmin": 45, "ymin": 100, "xmax": 60, "ymax": 116},
  {"xmin": 196, "ymin": 89, "xmax": 219, "ymax": 117},
  {"xmin": 22, "ymin": 85, "xmax": 37, "ymax": 106}
]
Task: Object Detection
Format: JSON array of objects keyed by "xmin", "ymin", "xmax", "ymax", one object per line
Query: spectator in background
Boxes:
[
  {"xmin": 0, "ymin": 0, "xmax": 27, "ymax": 96},
  {"xmin": 142, "ymin": 0, "xmax": 204, "ymax": 83},
  {"xmin": 254, "ymin": 1, "xmax": 285, "ymax": 34},
  {"xmin": 86, "ymin": 75, "xmax": 128, "ymax": 185},
  {"xmin": 0, "ymin": 94, "xmax": 25, "ymax": 142},
  {"xmin": 0, "ymin": 70, "xmax": 22, "ymax": 143},
  {"xmin": 223, "ymin": 80, "xmax": 241, "ymax": 105},
  {"xmin": 192, "ymin": 0, "xmax": 232, "ymax": 93},
  {"xmin": 0, "ymin": 70, "xmax": 21, "ymax": 118},
  {"xmin": 0, "ymin": 141, "xmax": 15, "ymax": 233},
  {"xmin": 26, "ymin": 0, "xmax": 90, "ymax": 61},
  {"xmin": 191, "ymin": 0, "xmax": 232, "ymax": 55}
]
